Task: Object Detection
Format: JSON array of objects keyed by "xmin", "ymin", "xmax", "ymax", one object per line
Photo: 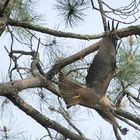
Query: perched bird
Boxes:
[{"xmin": 58, "ymin": 35, "xmax": 128, "ymax": 135}]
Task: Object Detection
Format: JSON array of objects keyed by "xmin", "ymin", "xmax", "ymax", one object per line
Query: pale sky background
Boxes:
[{"xmin": 0, "ymin": 0, "xmax": 140, "ymax": 140}]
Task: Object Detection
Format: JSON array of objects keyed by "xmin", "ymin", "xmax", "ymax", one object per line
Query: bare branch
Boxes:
[
  {"xmin": 115, "ymin": 113, "xmax": 140, "ymax": 131},
  {"xmin": 8, "ymin": 19, "xmax": 140, "ymax": 40},
  {"xmin": 0, "ymin": 76, "xmax": 60, "ymax": 97},
  {"xmin": 49, "ymin": 105, "xmax": 85, "ymax": 137},
  {"xmin": 6, "ymin": 93, "xmax": 89, "ymax": 140},
  {"xmin": 97, "ymin": 0, "xmax": 108, "ymax": 31},
  {"xmin": 113, "ymin": 126, "xmax": 122, "ymax": 140},
  {"xmin": 46, "ymin": 40, "xmax": 100, "ymax": 79},
  {"xmin": 116, "ymin": 109, "xmax": 140, "ymax": 125}
]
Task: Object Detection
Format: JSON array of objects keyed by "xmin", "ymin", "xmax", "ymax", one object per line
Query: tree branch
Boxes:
[
  {"xmin": 8, "ymin": 19, "xmax": 140, "ymax": 40},
  {"xmin": 6, "ymin": 93, "xmax": 89, "ymax": 140},
  {"xmin": 0, "ymin": 76, "xmax": 60, "ymax": 96},
  {"xmin": 114, "ymin": 113, "xmax": 140, "ymax": 131},
  {"xmin": 97, "ymin": 0, "xmax": 108, "ymax": 31},
  {"xmin": 116, "ymin": 109, "xmax": 140, "ymax": 125},
  {"xmin": 0, "ymin": 76, "xmax": 140, "ymax": 133},
  {"xmin": 46, "ymin": 40, "xmax": 100, "ymax": 79},
  {"xmin": 113, "ymin": 126, "xmax": 122, "ymax": 140},
  {"xmin": 0, "ymin": 0, "xmax": 15, "ymax": 35},
  {"xmin": 49, "ymin": 106, "xmax": 85, "ymax": 137}
]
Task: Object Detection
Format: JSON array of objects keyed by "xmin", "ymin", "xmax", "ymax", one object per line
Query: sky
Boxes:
[{"xmin": 0, "ymin": 0, "xmax": 140, "ymax": 140}]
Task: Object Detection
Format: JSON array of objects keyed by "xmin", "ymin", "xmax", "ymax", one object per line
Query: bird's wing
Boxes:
[
  {"xmin": 58, "ymin": 72, "xmax": 82, "ymax": 108},
  {"xmin": 86, "ymin": 37, "xmax": 116, "ymax": 95}
]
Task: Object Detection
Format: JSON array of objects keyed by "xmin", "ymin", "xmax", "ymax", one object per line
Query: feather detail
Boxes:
[{"xmin": 58, "ymin": 72, "xmax": 81, "ymax": 108}]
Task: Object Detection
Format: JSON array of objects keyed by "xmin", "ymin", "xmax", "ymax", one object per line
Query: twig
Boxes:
[
  {"xmin": 113, "ymin": 126, "xmax": 122, "ymax": 140},
  {"xmin": 97, "ymin": 0, "xmax": 108, "ymax": 31},
  {"xmin": 6, "ymin": 93, "xmax": 89, "ymax": 140},
  {"xmin": 114, "ymin": 113, "xmax": 140, "ymax": 131}
]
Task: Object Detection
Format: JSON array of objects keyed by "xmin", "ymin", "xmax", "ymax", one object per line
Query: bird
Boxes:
[
  {"xmin": 58, "ymin": 36, "xmax": 116, "ymax": 109},
  {"xmin": 58, "ymin": 33, "xmax": 128, "ymax": 135},
  {"xmin": 58, "ymin": 71, "xmax": 116, "ymax": 111}
]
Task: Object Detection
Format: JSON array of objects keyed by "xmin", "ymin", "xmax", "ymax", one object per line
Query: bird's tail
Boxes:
[
  {"xmin": 118, "ymin": 126, "xmax": 128, "ymax": 135},
  {"xmin": 58, "ymin": 72, "xmax": 81, "ymax": 108}
]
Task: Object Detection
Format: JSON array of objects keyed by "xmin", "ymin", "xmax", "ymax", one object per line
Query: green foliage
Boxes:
[
  {"xmin": 12, "ymin": 0, "xmax": 39, "ymax": 23},
  {"xmin": 11, "ymin": 0, "xmax": 41, "ymax": 40},
  {"xmin": 54, "ymin": 0, "xmax": 90, "ymax": 27},
  {"xmin": 117, "ymin": 39, "xmax": 140, "ymax": 87}
]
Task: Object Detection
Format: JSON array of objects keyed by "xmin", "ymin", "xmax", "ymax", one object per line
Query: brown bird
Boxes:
[
  {"xmin": 58, "ymin": 36, "xmax": 128, "ymax": 135},
  {"xmin": 59, "ymin": 72, "xmax": 115, "ymax": 111}
]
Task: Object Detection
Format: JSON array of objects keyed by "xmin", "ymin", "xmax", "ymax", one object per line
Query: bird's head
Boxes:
[{"xmin": 99, "ymin": 95, "xmax": 116, "ymax": 111}]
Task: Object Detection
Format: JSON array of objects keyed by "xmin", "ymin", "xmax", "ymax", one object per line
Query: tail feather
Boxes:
[
  {"xmin": 118, "ymin": 126, "xmax": 128, "ymax": 135},
  {"xmin": 58, "ymin": 72, "xmax": 81, "ymax": 108}
]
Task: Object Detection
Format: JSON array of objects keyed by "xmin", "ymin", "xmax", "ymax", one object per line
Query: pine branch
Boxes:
[
  {"xmin": 8, "ymin": 19, "xmax": 140, "ymax": 40},
  {"xmin": 6, "ymin": 93, "xmax": 89, "ymax": 140}
]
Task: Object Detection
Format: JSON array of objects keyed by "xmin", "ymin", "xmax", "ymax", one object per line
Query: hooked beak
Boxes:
[{"xmin": 99, "ymin": 95, "xmax": 116, "ymax": 111}]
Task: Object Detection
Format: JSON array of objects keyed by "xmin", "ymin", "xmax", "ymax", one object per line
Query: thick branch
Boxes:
[
  {"xmin": 0, "ymin": 77, "xmax": 140, "ymax": 129},
  {"xmin": 8, "ymin": 19, "xmax": 140, "ymax": 40},
  {"xmin": 0, "ymin": 0, "xmax": 15, "ymax": 35},
  {"xmin": 46, "ymin": 40, "xmax": 100, "ymax": 79},
  {"xmin": 116, "ymin": 109, "xmax": 140, "ymax": 125},
  {"xmin": 6, "ymin": 93, "xmax": 89, "ymax": 140},
  {"xmin": 0, "ymin": 76, "xmax": 59, "ymax": 96}
]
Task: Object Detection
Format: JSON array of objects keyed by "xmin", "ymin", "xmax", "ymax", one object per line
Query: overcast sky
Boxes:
[{"xmin": 0, "ymin": 0, "xmax": 139, "ymax": 140}]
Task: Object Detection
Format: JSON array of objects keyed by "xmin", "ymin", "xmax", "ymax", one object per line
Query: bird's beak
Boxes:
[{"xmin": 99, "ymin": 96, "xmax": 116, "ymax": 111}]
